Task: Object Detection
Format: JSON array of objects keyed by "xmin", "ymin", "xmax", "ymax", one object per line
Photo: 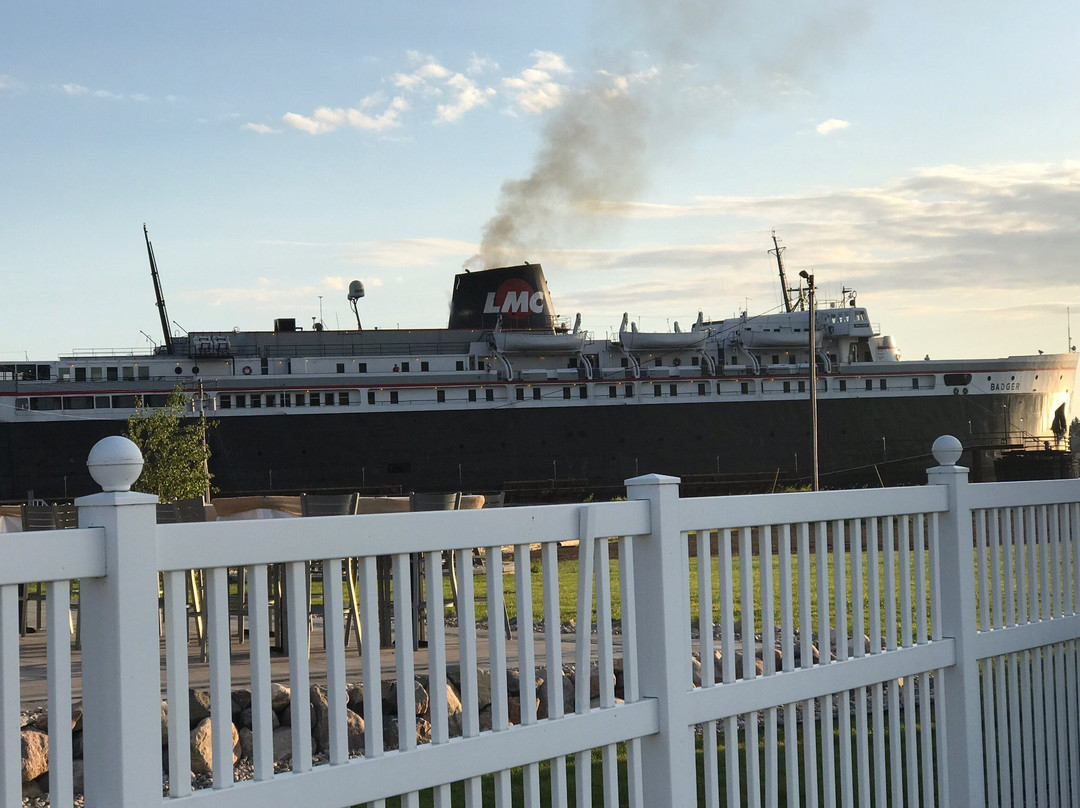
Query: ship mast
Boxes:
[
  {"xmin": 770, "ymin": 231, "xmax": 795, "ymax": 313},
  {"xmin": 144, "ymin": 223, "xmax": 174, "ymax": 355}
]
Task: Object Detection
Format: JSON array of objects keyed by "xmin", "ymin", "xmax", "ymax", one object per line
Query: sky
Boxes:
[{"xmin": 2, "ymin": 1, "xmax": 1080, "ymax": 369}]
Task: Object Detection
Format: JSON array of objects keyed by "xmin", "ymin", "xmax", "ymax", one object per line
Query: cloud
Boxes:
[
  {"xmin": 816, "ymin": 118, "xmax": 850, "ymax": 135},
  {"xmin": 392, "ymin": 53, "xmax": 496, "ymax": 123},
  {"xmin": 282, "ymin": 94, "xmax": 409, "ymax": 134},
  {"xmin": 244, "ymin": 122, "xmax": 279, "ymax": 134},
  {"xmin": 501, "ymin": 50, "xmax": 572, "ymax": 115},
  {"xmin": 62, "ymin": 83, "xmax": 89, "ymax": 96},
  {"xmin": 0, "ymin": 74, "xmax": 24, "ymax": 92}
]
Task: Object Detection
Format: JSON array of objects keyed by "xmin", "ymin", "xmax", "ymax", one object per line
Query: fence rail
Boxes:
[{"xmin": 3, "ymin": 434, "xmax": 1080, "ymax": 807}]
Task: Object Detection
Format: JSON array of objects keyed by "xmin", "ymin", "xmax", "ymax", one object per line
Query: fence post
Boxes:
[
  {"xmin": 625, "ymin": 473, "xmax": 696, "ymax": 806},
  {"xmin": 927, "ymin": 435, "xmax": 985, "ymax": 807},
  {"xmin": 75, "ymin": 437, "xmax": 163, "ymax": 807}
]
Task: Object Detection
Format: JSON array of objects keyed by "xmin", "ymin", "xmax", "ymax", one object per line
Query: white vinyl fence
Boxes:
[{"xmin": 2, "ymin": 435, "xmax": 1080, "ymax": 807}]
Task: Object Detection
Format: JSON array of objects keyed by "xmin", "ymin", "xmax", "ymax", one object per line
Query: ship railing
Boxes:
[{"xmin": 6, "ymin": 437, "xmax": 1080, "ymax": 806}]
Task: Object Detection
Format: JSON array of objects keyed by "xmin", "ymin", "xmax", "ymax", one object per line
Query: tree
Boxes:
[
  {"xmin": 1071, "ymin": 417, "xmax": 1080, "ymax": 455},
  {"xmin": 125, "ymin": 386, "xmax": 215, "ymax": 501}
]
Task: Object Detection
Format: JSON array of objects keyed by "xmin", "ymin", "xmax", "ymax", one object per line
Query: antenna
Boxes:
[
  {"xmin": 1070, "ymin": 306, "xmax": 1076, "ymax": 352},
  {"xmin": 144, "ymin": 224, "xmax": 174, "ymax": 354},
  {"xmin": 769, "ymin": 231, "xmax": 794, "ymax": 313},
  {"xmin": 347, "ymin": 280, "xmax": 365, "ymax": 330}
]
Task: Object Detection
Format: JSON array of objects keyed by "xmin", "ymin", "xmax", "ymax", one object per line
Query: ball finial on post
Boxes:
[
  {"xmin": 87, "ymin": 436, "xmax": 144, "ymax": 492},
  {"xmin": 931, "ymin": 435, "xmax": 964, "ymax": 467}
]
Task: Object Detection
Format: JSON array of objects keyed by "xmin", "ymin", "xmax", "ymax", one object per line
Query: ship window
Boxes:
[
  {"xmin": 15, "ymin": 398, "xmax": 29, "ymax": 410},
  {"xmin": 533, "ymin": 388, "xmax": 541, "ymax": 400},
  {"xmin": 421, "ymin": 361, "xmax": 430, "ymax": 372},
  {"xmin": 698, "ymin": 383, "xmax": 706, "ymax": 396},
  {"xmin": 107, "ymin": 367, "xmax": 119, "ymax": 381},
  {"xmin": 220, "ymin": 395, "xmax": 232, "ymax": 409},
  {"xmin": 112, "ymin": 395, "xmax": 137, "ymax": 409},
  {"xmin": 251, "ymin": 395, "xmax": 262, "ymax": 408},
  {"xmin": 29, "ymin": 397, "xmax": 62, "ymax": 411},
  {"xmin": 90, "ymin": 367, "xmax": 103, "ymax": 380},
  {"xmin": 731, "ymin": 356, "xmax": 737, "ymax": 365},
  {"xmin": 123, "ymin": 366, "xmax": 135, "ymax": 381},
  {"xmin": 236, "ymin": 396, "xmax": 247, "ymax": 408},
  {"xmin": 468, "ymin": 389, "xmax": 477, "ymax": 402},
  {"xmin": 670, "ymin": 384, "xmax": 677, "ymax": 397},
  {"xmin": 626, "ymin": 384, "xmax": 634, "ymax": 397},
  {"xmin": 943, "ymin": 373, "xmax": 973, "ymax": 386},
  {"xmin": 338, "ymin": 392, "xmax": 348, "ymax": 405},
  {"xmin": 912, "ymin": 378, "xmax": 920, "ymax": 390},
  {"xmin": 716, "ymin": 382, "xmax": 723, "ymax": 395},
  {"xmin": 294, "ymin": 394, "xmax": 304, "ymax": 406},
  {"xmin": 839, "ymin": 380, "xmax": 846, "ymax": 392},
  {"xmin": 336, "ymin": 363, "xmax": 345, "ymax": 374},
  {"xmin": 609, "ymin": 385, "xmax": 617, "ymax": 398},
  {"xmin": 567, "ymin": 357, "xmax": 578, "ymax": 369},
  {"xmin": 563, "ymin": 387, "xmax": 571, "ymax": 400},
  {"xmin": 367, "ymin": 391, "xmax": 375, "ymax": 405},
  {"xmin": 579, "ymin": 387, "xmax": 587, "ymax": 399},
  {"xmin": 773, "ymin": 355, "xmax": 780, "ymax": 365},
  {"xmin": 401, "ymin": 362, "xmax": 410, "ymax": 372},
  {"xmin": 280, "ymin": 393, "xmax": 291, "ymax": 407},
  {"xmin": 266, "ymin": 395, "xmax": 276, "ymax": 407},
  {"xmin": 486, "ymin": 388, "xmax": 494, "ymax": 402},
  {"xmin": 516, "ymin": 388, "xmax": 524, "ymax": 401},
  {"xmin": 74, "ymin": 367, "xmax": 86, "ymax": 382},
  {"xmin": 94, "ymin": 396, "xmax": 110, "ymax": 408},
  {"xmin": 456, "ymin": 361, "xmax": 465, "ymax": 371},
  {"xmin": 879, "ymin": 379, "xmax": 887, "ymax": 391},
  {"xmin": 324, "ymin": 393, "xmax": 334, "ymax": 405},
  {"xmin": 783, "ymin": 381, "xmax": 791, "ymax": 393},
  {"xmin": 692, "ymin": 356, "xmax": 699, "ymax": 366},
  {"xmin": 309, "ymin": 393, "xmax": 320, "ymax": 406},
  {"xmin": 437, "ymin": 390, "xmax": 446, "ymax": 403},
  {"xmin": 740, "ymin": 382, "xmax": 749, "ymax": 395},
  {"xmin": 390, "ymin": 391, "xmax": 399, "ymax": 404},
  {"xmin": 358, "ymin": 363, "xmax": 367, "ymax": 373},
  {"xmin": 798, "ymin": 380, "xmax": 806, "ymax": 393},
  {"xmin": 621, "ymin": 358, "xmax": 629, "ymax": 368},
  {"xmin": 63, "ymin": 396, "xmax": 95, "ymax": 410},
  {"xmin": 139, "ymin": 366, "xmax": 150, "ymax": 380},
  {"xmin": 654, "ymin": 357, "xmax": 662, "ymax": 367},
  {"xmin": 654, "ymin": 384, "xmax": 662, "ymax": 397},
  {"xmin": 789, "ymin": 355, "xmax": 796, "ymax": 365},
  {"xmin": 865, "ymin": 379, "xmax": 873, "ymax": 391}
]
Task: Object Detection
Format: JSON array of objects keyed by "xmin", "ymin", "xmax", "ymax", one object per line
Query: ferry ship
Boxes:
[{"xmin": 0, "ymin": 233, "xmax": 1075, "ymax": 500}]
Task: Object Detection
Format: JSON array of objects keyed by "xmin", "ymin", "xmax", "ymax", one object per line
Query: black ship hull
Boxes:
[{"xmin": 0, "ymin": 390, "xmax": 1053, "ymax": 502}]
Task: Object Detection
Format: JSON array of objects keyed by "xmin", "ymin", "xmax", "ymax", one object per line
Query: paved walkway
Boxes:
[{"xmin": 17, "ymin": 611, "xmax": 590, "ymax": 709}]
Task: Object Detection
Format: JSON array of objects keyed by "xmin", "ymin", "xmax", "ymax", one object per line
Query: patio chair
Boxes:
[
  {"xmin": 157, "ymin": 498, "xmax": 213, "ymax": 660},
  {"xmin": 409, "ymin": 492, "xmax": 460, "ymax": 649},
  {"xmin": 19, "ymin": 504, "xmax": 79, "ymax": 638},
  {"xmin": 300, "ymin": 493, "xmax": 361, "ymax": 656}
]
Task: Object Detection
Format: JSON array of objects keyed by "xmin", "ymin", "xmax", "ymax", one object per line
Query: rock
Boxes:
[
  {"xmin": 21, "ymin": 730, "xmax": 49, "ymax": 782},
  {"xmin": 238, "ymin": 727, "xmax": 254, "ymax": 760},
  {"xmin": 506, "ymin": 696, "xmax": 538, "ymax": 725},
  {"xmin": 71, "ymin": 702, "xmax": 83, "ymax": 732},
  {"xmin": 72, "ymin": 758, "xmax": 85, "ymax": 795},
  {"xmin": 270, "ymin": 682, "xmax": 291, "ymax": 712},
  {"xmin": 535, "ymin": 668, "xmax": 574, "ymax": 719},
  {"xmin": 272, "ymin": 726, "xmax": 293, "ymax": 763},
  {"xmin": 309, "ymin": 685, "xmax": 330, "ymax": 753},
  {"xmin": 415, "ymin": 718, "xmax": 432, "ymax": 745},
  {"xmin": 22, "ymin": 774, "xmax": 46, "ymax": 799},
  {"xmin": 383, "ymin": 679, "xmax": 429, "ymax": 716},
  {"xmin": 231, "ymin": 689, "xmax": 252, "ymax": 716},
  {"xmin": 190, "ymin": 718, "xmax": 240, "ymax": 776},
  {"xmin": 346, "ymin": 682, "xmax": 365, "ymax": 714},
  {"xmin": 240, "ymin": 705, "xmax": 280, "ymax": 731},
  {"xmin": 346, "ymin": 709, "xmax": 365, "ymax": 755},
  {"xmin": 189, "ymin": 689, "xmax": 212, "ymax": 727},
  {"xmin": 161, "ymin": 701, "xmax": 170, "ymax": 743}
]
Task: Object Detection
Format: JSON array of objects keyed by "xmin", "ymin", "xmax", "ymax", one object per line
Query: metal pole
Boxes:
[{"xmin": 804, "ymin": 273, "xmax": 820, "ymax": 491}]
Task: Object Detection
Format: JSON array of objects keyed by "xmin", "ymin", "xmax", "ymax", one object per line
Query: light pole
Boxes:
[{"xmin": 799, "ymin": 270, "xmax": 819, "ymax": 491}]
